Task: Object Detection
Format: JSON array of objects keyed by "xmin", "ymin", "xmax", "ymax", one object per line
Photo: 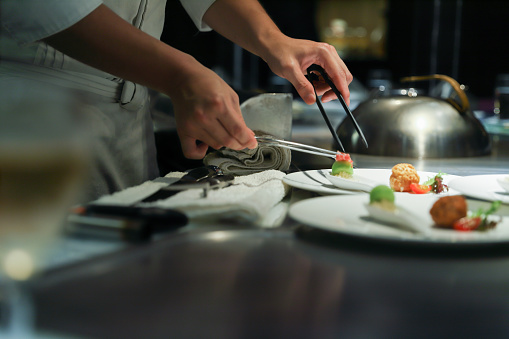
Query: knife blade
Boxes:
[{"xmin": 140, "ymin": 166, "xmax": 229, "ymax": 202}]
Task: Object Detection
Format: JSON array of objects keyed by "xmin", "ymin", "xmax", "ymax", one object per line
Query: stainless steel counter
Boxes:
[
  {"xmin": 32, "ymin": 134, "xmax": 509, "ymax": 339},
  {"xmin": 291, "ymin": 133, "xmax": 509, "ymax": 176}
]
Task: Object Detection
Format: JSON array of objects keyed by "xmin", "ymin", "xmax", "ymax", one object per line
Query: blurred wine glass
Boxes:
[{"xmin": 0, "ymin": 78, "xmax": 90, "ymax": 337}]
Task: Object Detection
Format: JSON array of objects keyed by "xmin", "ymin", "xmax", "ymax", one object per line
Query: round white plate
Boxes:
[
  {"xmin": 449, "ymin": 174, "xmax": 509, "ymax": 204},
  {"xmin": 283, "ymin": 169, "xmax": 459, "ymax": 195},
  {"xmin": 289, "ymin": 195, "xmax": 509, "ymax": 245}
]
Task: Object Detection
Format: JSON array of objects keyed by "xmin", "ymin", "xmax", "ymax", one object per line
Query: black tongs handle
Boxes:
[
  {"xmin": 307, "ymin": 70, "xmax": 345, "ymax": 152},
  {"xmin": 306, "ymin": 64, "xmax": 369, "ymax": 150}
]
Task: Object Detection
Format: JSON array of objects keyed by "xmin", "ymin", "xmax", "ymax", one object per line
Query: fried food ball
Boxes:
[
  {"xmin": 430, "ymin": 195, "xmax": 467, "ymax": 228},
  {"xmin": 389, "ymin": 163, "xmax": 420, "ymax": 192}
]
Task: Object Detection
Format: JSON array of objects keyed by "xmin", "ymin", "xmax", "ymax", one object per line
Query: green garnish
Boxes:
[
  {"xmin": 471, "ymin": 200, "xmax": 501, "ymax": 219},
  {"xmin": 423, "ymin": 171, "xmax": 446, "ymax": 185},
  {"xmin": 370, "ymin": 185, "xmax": 395, "ymax": 204},
  {"xmin": 423, "ymin": 171, "xmax": 449, "ymax": 194},
  {"xmin": 471, "ymin": 200, "xmax": 502, "ymax": 231}
]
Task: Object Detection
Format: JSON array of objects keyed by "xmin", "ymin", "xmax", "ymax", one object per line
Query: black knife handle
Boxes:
[
  {"xmin": 68, "ymin": 205, "xmax": 188, "ymax": 243},
  {"xmin": 83, "ymin": 205, "xmax": 187, "ymax": 225}
]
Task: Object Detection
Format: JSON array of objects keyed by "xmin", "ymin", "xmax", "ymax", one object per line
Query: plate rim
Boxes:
[
  {"xmin": 289, "ymin": 194, "xmax": 509, "ymax": 246},
  {"xmin": 284, "ymin": 168, "xmax": 460, "ymax": 195},
  {"xmin": 449, "ymin": 174, "xmax": 509, "ymax": 204}
]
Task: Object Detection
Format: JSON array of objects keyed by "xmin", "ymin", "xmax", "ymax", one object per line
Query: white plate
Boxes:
[
  {"xmin": 283, "ymin": 169, "xmax": 459, "ymax": 195},
  {"xmin": 289, "ymin": 195, "xmax": 509, "ymax": 245},
  {"xmin": 449, "ymin": 174, "xmax": 509, "ymax": 204},
  {"xmin": 324, "ymin": 171, "xmax": 379, "ymax": 192},
  {"xmin": 498, "ymin": 176, "xmax": 509, "ymax": 192}
]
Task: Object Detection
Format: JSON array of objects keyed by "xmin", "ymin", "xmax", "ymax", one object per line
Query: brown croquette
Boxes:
[{"xmin": 430, "ymin": 195, "xmax": 468, "ymax": 227}]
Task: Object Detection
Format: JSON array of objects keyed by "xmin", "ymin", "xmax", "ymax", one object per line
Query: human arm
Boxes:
[
  {"xmin": 203, "ymin": 0, "xmax": 353, "ymax": 105},
  {"xmin": 41, "ymin": 4, "xmax": 256, "ymax": 159}
]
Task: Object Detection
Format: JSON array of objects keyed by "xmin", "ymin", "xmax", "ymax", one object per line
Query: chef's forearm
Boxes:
[
  {"xmin": 43, "ymin": 4, "xmax": 199, "ymax": 98},
  {"xmin": 202, "ymin": 0, "xmax": 285, "ymax": 63}
]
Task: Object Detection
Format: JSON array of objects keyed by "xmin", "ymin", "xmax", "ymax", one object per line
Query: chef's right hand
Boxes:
[{"xmin": 169, "ymin": 65, "xmax": 257, "ymax": 159}]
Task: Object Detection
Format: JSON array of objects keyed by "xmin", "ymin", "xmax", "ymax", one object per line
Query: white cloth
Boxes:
[{"xmin": 94, "ymin": 170, "xmax": 291, "ymax": 227}]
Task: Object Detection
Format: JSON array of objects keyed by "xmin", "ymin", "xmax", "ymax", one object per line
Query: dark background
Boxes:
[{"xmin": 161, "ymin": 0, "xmax": 509, "ymax": 103}]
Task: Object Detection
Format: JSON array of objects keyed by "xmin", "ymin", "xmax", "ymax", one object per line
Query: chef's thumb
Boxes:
[{"xmin": 181, "ymin": 138, "xmax": 209, "ymax": 160}]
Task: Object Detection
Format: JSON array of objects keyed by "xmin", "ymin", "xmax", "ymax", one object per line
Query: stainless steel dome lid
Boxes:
[{"xmin": 336, "ymin": 74, "xmax": 491, "ymax": 158}]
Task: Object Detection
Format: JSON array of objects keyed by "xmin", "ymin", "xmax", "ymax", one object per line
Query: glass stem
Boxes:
[{"xmin": 0, "ymin": 279, "xmax": 34, "ymax": 337}]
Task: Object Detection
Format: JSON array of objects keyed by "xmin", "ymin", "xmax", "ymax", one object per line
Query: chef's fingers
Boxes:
[
  {"xmin": 179, "ymin": 125, "xmax": 245, "ymax": 159},
  {"xmin": 215, "ymin": 103, "xmax": 257, "ymax": 150},
  {"xmin": 284, "ymin": 65, "xmax": 317, "ymax": 105},
  {"xmin": 196, "ymin": 96, "xmax": 257, "ymax": 151},
  {"xmin": 200, "ymin": 119, "xmax": 254, "ymax": 152},
  {"xmin": 178, "ymin": 116, "xmax": 256, "ymax": 159},
  {"xmin": 180, "ymin": 136, "xmax": 210, "ymax": 160},
  {"xmin": 196, "ymin": 90, "xmax": 256, "ymax": 150},
  {"xmin": 309, "ymin": 80, "xmax": 332, "ymax": 97},
  {"xmin": 318, "ymin": 51, "xmax": 353, "ymax": 105}
]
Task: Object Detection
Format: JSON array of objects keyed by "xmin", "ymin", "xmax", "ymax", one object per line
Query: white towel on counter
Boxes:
[{"xmin": 93, "ymin": 169, "xmax": 291, "ymax": 228}]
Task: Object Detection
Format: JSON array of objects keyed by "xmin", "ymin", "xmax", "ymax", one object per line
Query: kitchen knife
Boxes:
[
  {"xmin": 141, "ymin": 165, "xmax": 230, "ymax": 202},
  {"xmin": 67, "ymin": 205, "xmax": 188, "ymax": 243}
]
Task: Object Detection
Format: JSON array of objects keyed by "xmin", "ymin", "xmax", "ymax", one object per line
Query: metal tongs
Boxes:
[
  {"xmin": 306, "ymin": 64, "xmax": 368, "ymax": 152},
  {"xmin": 256, "ymin": 136, "xmax": 339, "ymax": 159}
]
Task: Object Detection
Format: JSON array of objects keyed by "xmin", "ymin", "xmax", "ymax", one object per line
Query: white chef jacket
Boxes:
[{"xmin": 0, "ymin": 0, "xmax": 216, "ymax": 202}]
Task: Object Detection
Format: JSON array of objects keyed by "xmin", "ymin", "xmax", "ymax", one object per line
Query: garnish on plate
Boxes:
[
  {"xmin": 409, "ymin": 183, "xmax": 432, "ymax": 194},
  {"xmin": 453, "ymin": 200, "xmax": 502, "ymax": 231},
  {"xmin": 423, "ymin": 171, "xmax": 449, "ymax": 194},
  {"xmin": 430, "ymin": 196, "xmax": 502, "ymax": 232},
  {"xmin": 409, "ymin": 171, "xmax": 449, "ymax": 194}
]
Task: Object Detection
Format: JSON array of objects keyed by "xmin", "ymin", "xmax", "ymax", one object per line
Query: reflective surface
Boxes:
[
  {"xmin": 31, "ymin": 136, "xmax": 509, "ymax": 339},
  {"xmin": 337, "ymin": 96, "xmax": 491, "ymax": 158},
  {"xmin": 33, "ymin": 228, "xmax": 509, "ymax": 339}
]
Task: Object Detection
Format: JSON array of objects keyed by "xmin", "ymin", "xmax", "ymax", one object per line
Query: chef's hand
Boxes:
[
  {"xmin": 203, "ymin": 0, "xmax": 352, "ymax": 106},
  {"xmin": 262, "ymin": 36, "xmax": 353, "ymax": 106},
  {"xmin": 41, "ymin": 4, "xmax": 256, "ymax": 160},
  {"xmin": 170, "ymin": 65, "xmax": 257, "ymax": 159}
]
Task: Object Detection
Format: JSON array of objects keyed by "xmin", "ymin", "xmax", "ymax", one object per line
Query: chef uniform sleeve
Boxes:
[
  {"xmin": 0, "ymin": 0, "xmax": 103, "ymax": 45},
  {"xmin": 178, "ymin": 0, "xmax": 216, "ymax": 32}
]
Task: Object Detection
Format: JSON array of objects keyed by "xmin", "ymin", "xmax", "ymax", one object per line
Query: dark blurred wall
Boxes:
[
  {"xmin": 160, "ymin": 0, "xmax": 317, "ymax": 96},
  {"xmin": 161, "ymin": 0, "xmax": 509, "ymax": 100},
  {"xmin": 386, "ymin": 0, "xmax": 509, "ymax": 98}
]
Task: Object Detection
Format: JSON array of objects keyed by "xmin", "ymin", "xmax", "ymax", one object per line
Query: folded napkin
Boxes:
[
  {"xmin": 203, "ymin": 133, "xmax": 291, "ymax": 175},
  {"xmin": 94, "ymin": 169, "xmax": 291, "ymax": 228}
]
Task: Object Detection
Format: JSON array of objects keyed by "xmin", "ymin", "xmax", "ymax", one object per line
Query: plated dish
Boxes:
[
  {"xmin": 448, "ymin": 174, "xmax": 509, "ymax": 204},
  {"xmin": 283, "ymin": 169, "xmax": 459, "ymax": 195},
  {"xmin": 289, "ymin": 195, "xmax": 509, "ymax": 245}
]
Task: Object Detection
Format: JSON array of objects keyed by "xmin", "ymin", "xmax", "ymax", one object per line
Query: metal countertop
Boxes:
[{"xmin": 33, "ymin": 135, "xmax": 509, "ymax": 339}]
